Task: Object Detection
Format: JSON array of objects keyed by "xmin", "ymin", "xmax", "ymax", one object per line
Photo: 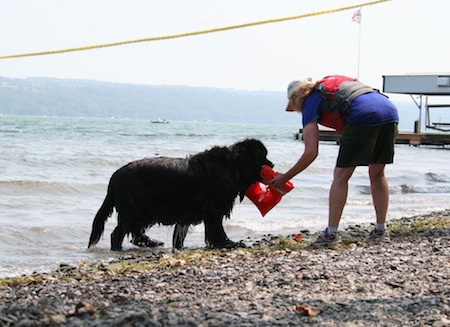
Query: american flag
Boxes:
[{"xmin": 352, "ymin": 9, "xmax": 361, "ymax": 24}]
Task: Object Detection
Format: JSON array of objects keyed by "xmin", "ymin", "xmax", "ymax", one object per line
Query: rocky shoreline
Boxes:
[{"xmin": 1, "ymin": 210, "xmax": 450, "ymax": 327}]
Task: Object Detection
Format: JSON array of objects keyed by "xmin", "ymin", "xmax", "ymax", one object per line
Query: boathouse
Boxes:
[{"xmin": 383, "ymin": 74, "xmax": 450, "ymax": 133}]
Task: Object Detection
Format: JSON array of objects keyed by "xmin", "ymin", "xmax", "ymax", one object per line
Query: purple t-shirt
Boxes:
[{"xmin": 302, "ymin": 90, "xmax": 399, "ymax": 127}]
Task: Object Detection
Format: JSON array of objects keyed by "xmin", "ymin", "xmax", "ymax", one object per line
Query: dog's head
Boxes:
[{"xmin": 229, "ymin": 138, "xmax": 273, "ymax": 200}]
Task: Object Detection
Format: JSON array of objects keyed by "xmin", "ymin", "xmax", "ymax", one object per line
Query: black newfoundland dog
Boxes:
[{"xmin": 88, "ymin": 139, "xmax": 273, "ymax": 251}]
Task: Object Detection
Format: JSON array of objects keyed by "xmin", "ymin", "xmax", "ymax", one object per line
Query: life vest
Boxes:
[
  {"xmin": 245, "ymin": 165, "xmax": 294, "ymax": 217},
  {"xmin": 314, "ymin": 75, "xmax": 375, "ymax": 132}
]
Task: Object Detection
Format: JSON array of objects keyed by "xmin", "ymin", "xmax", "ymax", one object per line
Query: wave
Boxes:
[
  {"xmin": 357, "ymin": 183, "xmax": 450, "ymax": 195},
  {"xmin": 0, "ymin": 180, "xmax": 104, "ymax": 195},
  {"xmin": 0, "ymin": 128, "xmax": 25, "ymax": 134},
  {"xmin": 397, "ymin": 184, "xmax": 450, "ymax": 194},
  {"xmin": 355, "ymin": 170, "xmax": 450, "ymax": 195},
  {"xmin": 425, "ymin": 172, "xmax": 450, "ymax": 183}
]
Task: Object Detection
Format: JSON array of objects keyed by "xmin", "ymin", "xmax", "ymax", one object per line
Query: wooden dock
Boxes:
[{"xmin": 295, "ymin": 129, "xmax": 450, "ymax": 147}]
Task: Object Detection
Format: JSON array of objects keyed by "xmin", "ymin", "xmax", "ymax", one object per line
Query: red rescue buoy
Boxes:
[
  {"xmin": 245, "ymin": 182, "xmax": 282, "ymax": 217},
  {"xmin": 260, "ymin": 165, "xmax": 294, "ymax": 196},
  {"xmin": 245, "ymin": 165, "xmax": 294, "ymax": 217}
]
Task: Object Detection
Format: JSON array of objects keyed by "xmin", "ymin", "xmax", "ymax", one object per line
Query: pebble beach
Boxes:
[{"xmin": 1, "ymin": 210, "xmax": 449, "ymax": 327}]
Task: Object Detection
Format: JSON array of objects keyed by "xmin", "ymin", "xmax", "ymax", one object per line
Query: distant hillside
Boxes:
[
  {"xmin": 0, "ymin": 76, "xmax": 420, "ymax": 129},
  {"xmin": 0, "ymin": 76, "xmax": 296, "ymax": 125}
]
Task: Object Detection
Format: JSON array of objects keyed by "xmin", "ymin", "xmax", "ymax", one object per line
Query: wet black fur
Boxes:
[{"xmin": 88, "ymin": 139, "xmax": 273, "ymax": 251}]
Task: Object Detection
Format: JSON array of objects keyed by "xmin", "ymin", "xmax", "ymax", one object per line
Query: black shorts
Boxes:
[{"xmin": 336, "ymin": 123, "xmax": 398, "ymax": 168}]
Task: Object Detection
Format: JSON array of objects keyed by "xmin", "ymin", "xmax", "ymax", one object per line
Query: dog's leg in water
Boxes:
[
  {"xmin": 131, "ymin": 230, "xmax": 164, "ymax": 248},
  {"xmin": 172, "ymin": 224, "xmax": 190, "ymax": 249},
  {"xmin": 204, "ymin": 217, "xmax": 246, "ymax": 249},
  {"xmin": 111, "ymin": 225, "xmax": 127, "ymax": 251}
]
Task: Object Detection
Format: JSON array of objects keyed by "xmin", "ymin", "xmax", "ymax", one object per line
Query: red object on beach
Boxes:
[
  {"xmin": 245, "ymin": 165, "xmax": 294, "ymax": 217},
  {"xmin": 293, "ymin": 234, "xmax": 303, "ymax": 242}
]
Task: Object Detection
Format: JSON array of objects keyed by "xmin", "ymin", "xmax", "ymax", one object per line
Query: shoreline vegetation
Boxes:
[
  {"xmin": 0, "ymin": 76, "xmax": 419, "ymax": 128},
  {"xmin": 1, "ymin": 210, "xmax": 449, "ymax": 326}
]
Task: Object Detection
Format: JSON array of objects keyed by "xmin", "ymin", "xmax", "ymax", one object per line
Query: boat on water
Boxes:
[{"xmin": 151, "ymin": 118, "xmax": 169, "ymax": 124}]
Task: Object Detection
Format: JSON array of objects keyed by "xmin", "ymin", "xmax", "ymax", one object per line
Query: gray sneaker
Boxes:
[
  {"xmin": 366, "ymin": 228, "xmax": 390, "ymax": 243},
  {"xmin": 310, "ymin": 229, "xmax": 341, "ymax": 248}
]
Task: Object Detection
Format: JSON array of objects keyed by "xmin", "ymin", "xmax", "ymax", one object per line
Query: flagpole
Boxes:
[
  {"xmin": 356, "ymin": 16, "xmax": 362, "ymax": 79},
  {"xmin": 352, "ymin": 8, "xmax": 362, "ymax": 79}
]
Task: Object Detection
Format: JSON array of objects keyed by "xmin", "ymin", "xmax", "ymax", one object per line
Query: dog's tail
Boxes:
[{"xmin": 88, "ymin": 191, "xmax": 114, "ymax": 249}]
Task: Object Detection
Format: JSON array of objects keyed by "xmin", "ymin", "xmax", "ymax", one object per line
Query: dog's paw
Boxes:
[{"xmin": 131, "ymin": 235, "xmax": 164, "ymax": 248}]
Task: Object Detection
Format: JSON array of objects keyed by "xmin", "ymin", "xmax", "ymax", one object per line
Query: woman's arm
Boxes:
[{"xmin": 269, "ymin": 121, "xmax": 319, "ymax": 188}]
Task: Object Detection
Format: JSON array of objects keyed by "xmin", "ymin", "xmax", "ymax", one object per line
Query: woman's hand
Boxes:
[{"xmin": 269, "ymin": 173, "xmax": 288, "ymax": 190}]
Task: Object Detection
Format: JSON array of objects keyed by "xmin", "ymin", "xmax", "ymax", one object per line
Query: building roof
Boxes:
[{"xmin": 383, "ymin": 74, "xmax": 450, "ymax": 95}]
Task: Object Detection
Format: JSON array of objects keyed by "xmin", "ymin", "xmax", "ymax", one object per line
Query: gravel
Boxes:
[{"xmin": 1, "ymin": 210, "xmax": 449, "ymax": 326}]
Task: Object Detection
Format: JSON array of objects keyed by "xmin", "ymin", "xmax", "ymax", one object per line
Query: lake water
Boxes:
[{"xmin": 1, "ymin": 115, "xmax": 449, "ymax": 277}]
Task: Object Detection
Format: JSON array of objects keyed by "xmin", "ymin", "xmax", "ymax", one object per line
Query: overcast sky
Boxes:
[{"xmin": 1, "ymin": 0, "xmax": 449, "ymax": 95}]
